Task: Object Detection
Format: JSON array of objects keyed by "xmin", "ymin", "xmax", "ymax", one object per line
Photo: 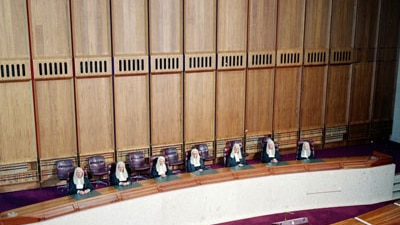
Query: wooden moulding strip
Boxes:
[
  {"xmin": 306, "ymin": 162, "xmax": 342, "ymax": 172},
  {"xmin": 357, "ymin": 204, "xmax": 400, "ymax": 224},
  {"xmin": 33, "ymin": 204, "xmax": 75, "ymax": 220},
  {"xmin": 233, "ymin": 167, "xmax": 271, "ymax": 179},
  {"xmin": 270, "ymin": 165, "xmax": 307, "ymax": 175},
  {"xmin": 75, "ymin": 194, "xmax": 119, "ymax": 210},
  {"xmin": 197, "ymin": 172, "xmax": 235, "ymax": 185},
  {"xmin": 119, "ymin": 186, "xmax": 159, "ymax": 200},
  {"xmin": 340, "ymin": 161, "xmax": 371, "ymax": 169},
  {"xmin": 157, "ymin": 178, "xmax": 198, "ymax": 192},
  {"xmin": 0, "ymin": 216, "xmax": 40, "ymax": 225},
  {"xmin": 370, "ymin": 158, "xmax": 393, "ymax": 167},
  {"xmin": 369, "ymin": 151, "xmax": 393, "ymax": 167}
]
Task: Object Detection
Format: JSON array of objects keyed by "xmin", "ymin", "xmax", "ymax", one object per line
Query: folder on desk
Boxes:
[
  {"xmin": 266, "ymin": 161, "xmax": 289, "ymax": 167},
  {"xmin": 192, "ymin": 169, "xmax": 218, "ymax": 176},
  {"xmin": 230, "ymin": 165, "xmax": 254, "ymax": 171},
  {"xmin": 154, "ymin": 174, "xmax": 181, "ymax": 183},
  {"xmin": 114, "ymin": 182, "xmax": 142, "ymax": 191},
  {"xmin": 301, "ymin": 159, "xmax": 324, "ymax": 164},
  {"xmin": 71, "ymin": 190, "xmax": 100, "ymax": 200}
]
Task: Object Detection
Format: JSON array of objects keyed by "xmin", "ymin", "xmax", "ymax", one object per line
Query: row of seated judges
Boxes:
[
  {"xmin": 60, "ymin": 138, "xmax": 315, "ymax": 195},
  {"xmin": 224, "ymin": 138, "xmax": 315, "ymax": 166}
]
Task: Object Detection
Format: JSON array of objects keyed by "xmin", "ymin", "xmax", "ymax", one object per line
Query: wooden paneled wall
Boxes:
[{"xmin": 0, "ymin": 0, "xmax": 399, "ymax": 191}]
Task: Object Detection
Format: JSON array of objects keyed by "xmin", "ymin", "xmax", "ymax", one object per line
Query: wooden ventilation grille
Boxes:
[
  {"xmin": 185, "ymin": 54, "xmax": 215, "ymax": 72},
  {"xmin": 304, "ymin": 50, "xmax": 328, "ymax": 65},
  {"xmin": 151, "ymin": 55, "xmax": 183, "ymax": 73},
  {"xmin": 277, "ymin": 50, "xmax": 302, "ymax": 66},
  {"xmin": 39, "ymin": 62, "xmax": 67, "ymax": 75},
  {"xmin": 348, "ymin": 123, "xmax": 370, "ymax": 141},
  {"xmin": 33, "ymin": 59, "xmax": 73, "ymax": 79},
  {"xmin": 0, "ymin": 61, "xmax": 30, "ymax": 81},
  {"xmin": 273, "ymin": 131, "xmax": 298, "ymax": 149},
  {"xmin": 248, "ymin": 52, "xmax": 275, "ymax": 68},
  {"xmin": 0, "ymin": 162, "xmax": 39, "ymax": 186},
  {"xmin": 114, "ymin": 56, "xmax": 148, "ymax": 75},
  {"xmin": 245, "ymin": 134, "xmax": 271, "ymax": 154},
  {"xmin": 300, "ymin": 128, "xmax": 323, "ymax": 144},
  {"xmin": 325, "ymin": 125, "xmax": 347, "ymax": 143},
  {"xmin": 75, "ymin": 57, "xmax": 111, "ymax": 77},
  {"xmin": 80, "ymin": 60, "xmax": 107, "ymax": 74},
  {"xmin": 330, "ymin": 49, "xmax": 353, "ymax": 64},
  {"xmin": 218, "ymin": 53, "xmax": 246, "ymax": 70}
]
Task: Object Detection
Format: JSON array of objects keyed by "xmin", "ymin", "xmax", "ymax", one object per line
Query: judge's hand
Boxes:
[
  {"xmin": 271, "ymin": 159, "xmax": 278, "ymax": 163},
  {"xmin": 161, "ymin": 173, "xmax": 166, "ymax": 177},
  {"xmin": 198, "ymin": 169, "xmax": 203, "ymax": 172},
  {"xmin": 238, "ymin": 163, "xmax": 243, "ymax": 167}
]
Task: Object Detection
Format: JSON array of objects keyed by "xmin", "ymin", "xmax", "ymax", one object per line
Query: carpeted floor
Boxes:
[
  {"xmin": 214, "ymin": 200, "xmax": 397, "ymax": 225},
  {"xmin": 1, "ymin": 140, "xmax": 399, "ymax": 225}
]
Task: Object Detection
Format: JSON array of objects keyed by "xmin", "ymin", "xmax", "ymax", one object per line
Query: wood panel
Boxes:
[
  {"xmin": 300, "ymin": 66, "xmax": 327, "ymax": 128},
  {"xmin": 184, "ymin": 0, "xmax": 216, "ymax": 54},
  {"xmin": 184, "ymin": 72, "xmax": 215, "ymax": 142},
  {"xmin": 149, "ymin": 0, "xmax": 182, "ymax": 54},
  {"xmin": 0, "ymin": 0, "xmax": 29, "ymax": 59},
  {"xmin": 247, "ymin": 0, "xmax": 276, "ymax": 68},
  {"xmin": 354, "ymin": 0, "xmax": 379, "ymax": 62},
  {"xmin": 273, "ymin": 67, "xmax": 301, "ymax": 132},
  {"xmin": 217, "ymin": 0, "xmax": 248, "ymax": 52},
  {"xmin": 378, "ymin": 0, "xmax": 400, "ymax": 49},
  {"xmin": 35, "ymin": 80, "xmax": 76, "ymax": 159},
  {"xmin": 0, "ymin": 0, "xmax": 31, "ymax": 82},
  {"xmin": 114, "ymin": 76, "xmax": 150, "ymax": 150},
  {"xmin": 0, "ymin": 82, "xmax": 36, "ymax": 163},
  {"xmin": 150, "ymin": 74, "xmax": 183, "ymax": 146},
  {"xmin": 112, "ymin": 0, "xmax": 149, "ymax": 75},
  {"xmin": 75, "ymin": 78, "xmax": 114, "ymax": 155},
  {"xmin": 183, "ymin": 0, "xmax": 216, "ymax": 144},
  {"xmin": 71, "ymin": 0, "xmax": 113, "ymax": 156},
  {"xmin": 330, "ymin": 0, "xmax": 356, "ymax": 48},
  {"xmin": 349, "ymin": 63, "xmax": 373, "ymax": 124},
  {"xmin": 325, "ymin": 65, "xmax": 351, "ymax": 126},
  {"xmin": 112, "ymin": 0, "xmax": 150, "ymax": 152},
  {"xmin": 216, "ymin": 71, "xmax": 245, "ymax": 139},
  {"xmin": 304, "ymin": 0, "xmax": 330, "ymax": 50},
  {"xmin": 277, "ymin": 0, "xmax": 305, "ymax": 49},
  {"xmin": 71, "ymin": 0, "xmax": 111, "ymax": 57},
  {"xmin": 28, "ymin": 0, "xmax": 71, "ymax": 58},
  {"xmin": 373, "ymin": 61, "xmax": 396, "ymax": 121},
  {"xmin": 0, "ymin": 0, "xmax": 37, "ymax": 188},
  {"xmin": 330, "ymin": 0, "xmax": 356, "ymax": 64},
  {"xmin": 29, "ymin": 0, "xmax": 75, "ymax": 161},
  {"xmin": 303, "ymin": 0, "xmax": 331, "ymax": 65},
  {"xmin": 112, "ymin": 0, "xmax": 148, "ymax": 56},
  {"xmin": 245, "ymin": 69, "xmax": 274, "ymax": 135},
  {"xmin": 276, "ymin": 0, "xmax": 304, "ymax": 67},
  {"xmin": 248, "ymin": 0, "xmax": 276, "ymax": 52}
]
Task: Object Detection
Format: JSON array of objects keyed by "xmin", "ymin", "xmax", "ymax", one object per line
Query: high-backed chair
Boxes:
[
  {"xmin": 194, "ymin": 144, "xmax": 215, "ymax": 166},
  {"xmin": 55, "ymin": 159, "xmax": 75, "ymax": 192},
  {"xmin": 129, "ymin": 151, "xmax": 150, "ymax": 180},
  {"xmin": 296, "ymin": 140, "xmax": 315, "ymax": 160},
  {"xmin": 259, "ymin": 136, "xmax": 280, "ymax": 163},
  {"xmin": 87, "ymin": 155, "xmax": 109, "ymax": 187},
  {"xmin": 163, "ymin": 147, "xmax": 184, "ymax": 173},
  {"xmin": 223, "ymin": 140, "xmax": 244, "ymax": 167}
]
